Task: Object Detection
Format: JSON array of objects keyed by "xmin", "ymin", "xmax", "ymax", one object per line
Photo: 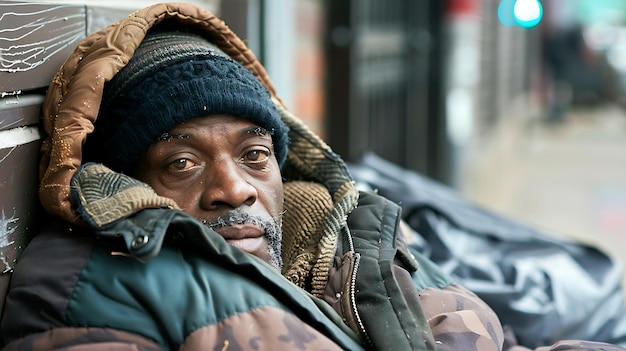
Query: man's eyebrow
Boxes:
[
  {"xmin": 242, "ymin": 126, "xmax": 273, "ymax": 138},
  {"xmin": 155, "ymin": 126, "xmax": 272, "ymax": 142},
  {"xmin": 157, "ymin": 132, "xmax": 191, "ymax": 142}
]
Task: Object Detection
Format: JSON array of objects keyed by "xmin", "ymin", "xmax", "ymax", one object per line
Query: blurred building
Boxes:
[{"xmin": 223, "ymin": 0, "xmax": 545, "ymax": 188}]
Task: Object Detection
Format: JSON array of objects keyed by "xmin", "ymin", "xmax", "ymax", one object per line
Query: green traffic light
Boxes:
[
  {"xmin": 498, "ymin": 0, "xmax": 543, "ymax": 28},
  {"xmin": 514, "ymin": 0, "xmax": 543, "ymax": 28}
]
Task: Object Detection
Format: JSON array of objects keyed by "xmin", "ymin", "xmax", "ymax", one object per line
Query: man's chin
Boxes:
[
  {"xmin": 222, "ymin": 236, "xmax": 281, "ymax": 271},
  {"xmin": 226, "ymin": 237, "xmax": 269, "ymax": 259}
]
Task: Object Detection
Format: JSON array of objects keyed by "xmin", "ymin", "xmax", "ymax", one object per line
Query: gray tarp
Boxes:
[{"xmin": 348, "ymin": 152, "xmax": 626, "ymax": 348}]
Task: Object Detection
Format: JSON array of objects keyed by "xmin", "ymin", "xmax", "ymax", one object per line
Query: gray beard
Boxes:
[{"xmin": 202, "ymin": 209, "xmax": 283, "ymax": 271}]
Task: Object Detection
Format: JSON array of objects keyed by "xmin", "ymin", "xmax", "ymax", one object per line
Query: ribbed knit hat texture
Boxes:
[{"xmin": 83, "ymin": 29, "xmax": 289, "ymax": 173}]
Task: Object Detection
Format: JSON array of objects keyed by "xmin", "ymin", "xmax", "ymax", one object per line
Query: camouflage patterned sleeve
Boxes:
[{"xmin": 419, "ymin": 283, "xmax": 505, "ymax": 351}]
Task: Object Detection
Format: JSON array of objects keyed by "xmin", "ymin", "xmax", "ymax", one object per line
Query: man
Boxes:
[{"xmin": 0, "ymin": 3, "xmax": 624, "ymax": 351}]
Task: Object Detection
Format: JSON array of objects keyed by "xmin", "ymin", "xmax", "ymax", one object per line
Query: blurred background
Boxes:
[{"xmin": 3, "ymin": 0, "xmax": 626, "ymax": 274}]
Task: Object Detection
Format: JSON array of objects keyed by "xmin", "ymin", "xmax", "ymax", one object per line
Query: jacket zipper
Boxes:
[{"xmin": 343, "ymin": 226, "xmax": 372, "ymax": 348}]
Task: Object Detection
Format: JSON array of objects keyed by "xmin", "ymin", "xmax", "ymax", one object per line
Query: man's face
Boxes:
[{"xmin": 135, "ymin": 115, "xmax": 285, "ymax": 270}]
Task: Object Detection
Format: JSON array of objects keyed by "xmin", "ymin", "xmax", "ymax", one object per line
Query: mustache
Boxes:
[{"xmin": 200, "ymin": 209, "xmax": 285, "ymax": 229}]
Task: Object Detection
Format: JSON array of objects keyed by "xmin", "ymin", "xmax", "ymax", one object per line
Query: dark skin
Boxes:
[{"xmin": 135, "ymin": 114, "xmax": 285, "ymax": 267}]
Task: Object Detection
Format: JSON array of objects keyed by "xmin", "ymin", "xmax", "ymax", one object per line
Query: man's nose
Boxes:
[{"xmin": 200, "ymin": 161, "xmax": 257, "ymax": 210}]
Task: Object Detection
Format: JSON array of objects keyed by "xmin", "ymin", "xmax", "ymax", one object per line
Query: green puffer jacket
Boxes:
[{"xmin": 0, "ymin": 196, "xmax": 364, "ymax": 351}]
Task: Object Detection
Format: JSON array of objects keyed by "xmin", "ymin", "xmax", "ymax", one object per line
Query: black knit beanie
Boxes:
[{"xmin": 83, "ymin": 29, "xmax": 289, "ymax": 174}]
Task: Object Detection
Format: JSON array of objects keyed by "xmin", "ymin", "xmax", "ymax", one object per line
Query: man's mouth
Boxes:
[
  {"xmin": 213, "ymin": 224, "xmax": 268, "ymax": 256},
  {"xmin": 200, "ymin": 210, "xmax": 282, "ymax": 270},
  {"xmin": 213, "ymin": 223, "xmax": 265, "ymax": 239}
]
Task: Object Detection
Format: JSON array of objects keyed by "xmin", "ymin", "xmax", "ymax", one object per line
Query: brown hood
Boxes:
[{"xmin": 39, "ymin": 3, "xmax": 357, "ymax": 295}]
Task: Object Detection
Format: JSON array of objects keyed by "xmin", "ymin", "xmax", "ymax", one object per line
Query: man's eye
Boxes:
[
  {"xmin": 243, "ymin": 149, "xmax": 270, "ymax": 163},
  {"xmin": 168, "ymin": 158, "xmax": 194, "ymax": 171}
]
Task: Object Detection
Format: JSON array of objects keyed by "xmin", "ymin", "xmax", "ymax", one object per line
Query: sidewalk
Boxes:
[{"xmin": 462, "ymin": 104, "xmax": 626, "ymax": 285}]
